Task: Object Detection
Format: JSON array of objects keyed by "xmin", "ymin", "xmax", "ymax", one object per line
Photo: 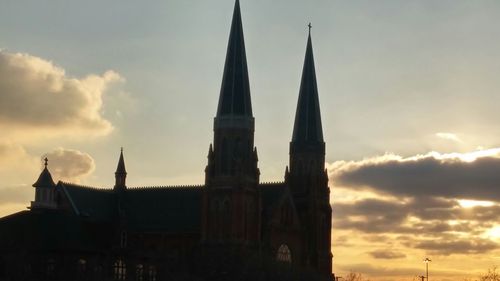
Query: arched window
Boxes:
[
  {"xmin": 136, "ymin": 264, "xmax": 144, "ymax": 281},
  {"xmin": 77, "ymin": 259, "xmax": 87, "ymax": 274},
  {"xmin": 148, "ymin": 265, "xmax": 157, "ymax": 281},
  {"xmin": 276, "ymin": 244, "xmax": 292, "ymax": 263},
  {"xmin": 46, "ymin": 258, "xmax": 56, "ymax": 278},
  {"xmin": 113, "ymin": 260, "xmax": 126, "ymax": 280}
]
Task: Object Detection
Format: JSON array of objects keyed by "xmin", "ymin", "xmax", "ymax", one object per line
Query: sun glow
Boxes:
[
  {"xmin": 457, "ymin": 199, "xmax": 495, "ymax": 208},
  {"xmin": 486, "ymin": 226, "xmax": 500, "ymax": 239}
]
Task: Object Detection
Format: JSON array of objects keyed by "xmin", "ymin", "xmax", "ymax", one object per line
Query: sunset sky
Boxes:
[{"xmin": 1, "ymin": 1, "xmax": 500, "ymax": 280}]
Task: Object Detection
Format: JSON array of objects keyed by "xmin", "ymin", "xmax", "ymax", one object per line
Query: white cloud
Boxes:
[
  {"xmin": 0, "ymin": 50, "xmax": 123, "ymax": 140},
  {"xmin": 44, "ymin": 148, "xmax": 95, "ymax": 183},
  {"xmin": 435, "ymin": 132, "xmax": 463, "ymax": 143}
]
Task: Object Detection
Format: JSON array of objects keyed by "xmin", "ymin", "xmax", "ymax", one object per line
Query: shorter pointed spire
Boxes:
[
  {"xmin": 115, "ymin": 148, "xmax": 126, "ymax": 175},
  {"xmin": 115, "ymin": 148, "xmax": 127, "ymax": 189},
  {"xmin": 291, "ymin": 27, "xmax": 324, "ymax": 144}
]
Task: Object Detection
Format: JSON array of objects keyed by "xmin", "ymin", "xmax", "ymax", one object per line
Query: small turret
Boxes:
[
  {"xmin": 114, "ymin": 148, "xmax": 127, "ymax": 190},
  {"xmin": 31, "ymin": 157, "xmax": 58, "ymax": 210}
]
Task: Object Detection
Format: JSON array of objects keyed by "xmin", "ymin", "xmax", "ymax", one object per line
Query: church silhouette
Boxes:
[{"xmin": 0, "ymin": 1, "xmax": 333, "ymax": 280}]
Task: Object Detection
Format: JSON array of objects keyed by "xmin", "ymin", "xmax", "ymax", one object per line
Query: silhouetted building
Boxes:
[{"xmin": 0, "ymin": 1, "xmax": 333, "ymax": 280}]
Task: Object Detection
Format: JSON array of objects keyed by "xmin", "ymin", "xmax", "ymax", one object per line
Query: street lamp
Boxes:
[{"xmin": 423, "ymin": 258, "xmax": 432, "ymax": 281}]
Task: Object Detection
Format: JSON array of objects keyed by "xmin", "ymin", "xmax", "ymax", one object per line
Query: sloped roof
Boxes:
[
  {"xmin": 60, "ymin": 182, "xmax": 203, "ymax": 233},
  {"xmin": 60, "ymin": 182, "xmax": 115, "ymax": 221},
  {"xmin": 125, "ymin": 187, "xmax": 202, "ymax": 233}
]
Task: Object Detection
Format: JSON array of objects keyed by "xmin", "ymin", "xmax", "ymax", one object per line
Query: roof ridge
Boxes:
[
  {"xmin": 260, "ymin": 181, "xmax": 285, "ymax": 185},
  {"xmin": 59, "ymin": 181, "xmax": 110, "ymax": 191},
  {"xmin": 128, "ymin": 184, "xmax": 204, "ymax": 190}
]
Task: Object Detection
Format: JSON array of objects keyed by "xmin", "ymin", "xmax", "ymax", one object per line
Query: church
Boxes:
[{"xmin": 0, "ymin": 1, "xmax": 333, "ymax": 280}]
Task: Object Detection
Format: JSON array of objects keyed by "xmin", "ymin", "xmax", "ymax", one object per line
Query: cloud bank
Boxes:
[
  {"xmin": 329, "ymin": 148, "xmax": 500, "ymax": 257},
  {"xmin": 0, "ymin": 50, "xmax": 122, "ymax": 139},
  {"xmin": 329, "ymin": 148, "xmax": 500, "ymax": 201}
]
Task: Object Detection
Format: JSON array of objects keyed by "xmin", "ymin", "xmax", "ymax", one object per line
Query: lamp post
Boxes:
[{"xmin": 423, "ymin": 258, "xmax": 432, "ymax": 281}]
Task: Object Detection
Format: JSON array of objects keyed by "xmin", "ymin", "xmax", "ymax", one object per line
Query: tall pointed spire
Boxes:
[
  {"xmin": 216, "ymin": 0, "xmax": 252, "ymax": 118},
  {"xmin": 114, "ymin": 148, "xmax": 127, "ymax": 189},
  {"xmin": 291, "ymin": 28, "xmax": 324, "ymax": 145}
]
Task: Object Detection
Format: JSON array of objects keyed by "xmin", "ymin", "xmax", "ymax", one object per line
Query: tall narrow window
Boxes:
[
  {"xmin": 113, "ymin": 260, "xmax": 126, "ymax": 280},
  {"xmin": 221, "ymin": 138, "xmax": 229, "ymax": 174},
  {"xmin": 46, "ymin": 259, "xmax": 55, "ymax": 278},
  {"xmin": 148, "ymin": 265, "xmax": 157, "ymax": 281},
  {"xmin": 77, "ymin": 259, "xmax": 87, "ymax": 274},
  {"xmin": 120, "ymin": 231, "xmax": 127, "ymax": 248},
  {"xmin": 136, "ymin": 264, "xmax": 144, "ymax": 281},
  {"xmin": 210, "ymin": 198, "xmax": 219, "ymax": 240},
  {"xmin": 222, "ymin": 198, "xmax": 231, "ymax": 239}
]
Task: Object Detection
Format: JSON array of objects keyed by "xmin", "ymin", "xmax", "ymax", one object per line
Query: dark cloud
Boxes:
[
  {"xmin": 329, "ymin": 150, "xmax": 500, "ymax": 201},
  {"xmin": 368, "ymin": 249, "xmax": 406, "ymax": 259},
  {"xmin": 333, "ymin": 196, "xmax": 500, "ymax": 256},
  {"xmin": 0, "ymin": 50, "xmax": 122, "ymax": 137},
  {"xmin": 410, "ymin": 238, "xmax": 498, "ymax": 255}
]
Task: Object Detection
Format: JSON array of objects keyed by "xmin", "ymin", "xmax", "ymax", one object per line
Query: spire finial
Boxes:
[
  {"xmin": 121, "ymin": 147, "xmax": 123, "ymax": 153},
  {"xmin": 44, "ymin": 157, "xmax": 48, "ymax": 168},
  {"xmin": 308, "ymin": 22, "xmax": 312, "ymax": 34}
]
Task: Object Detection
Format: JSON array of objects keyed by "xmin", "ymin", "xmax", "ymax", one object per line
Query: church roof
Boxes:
[
  {"xmin": 216, "ymin": 0, "xmax": 252, "ymax": 117},
  {"xmin": 58, "ymin": 181, "xmax": 288, "ymax": 234},
  {"xmin": 292, "ymin": 31, "xmax": 324, "ymax": 144},
  {"xmin": 125, "ymin": 187, "xmax": 202, "ymax": 232},
  {"xmin": 60, "ymin": 182, "xmax": 115, "ymax": 220},
  {"xmin": 60, "ymin": 183, "xmax": 203, "ymax": 233}
]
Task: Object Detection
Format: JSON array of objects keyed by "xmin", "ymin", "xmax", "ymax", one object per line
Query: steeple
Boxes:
[
  {"xmin": 291, "ymin": 28, "xmax": 324, "ymax": 147},
  {"xmin": 288, "ymin": 28, "xmax": 332, "ymax": 277},
  {"xmin": 114, "ymin": 148, "xmax": 127, "ymax": 190},
  {"xmin": 216, "ymin": 0, "xmax": 253, "ymax": 118}
]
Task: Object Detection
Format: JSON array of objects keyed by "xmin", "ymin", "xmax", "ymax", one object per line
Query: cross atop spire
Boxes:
[
  {"xmin": 308, "ymin": 22, "xmax": 312, "ymax": 34},
  {"xmin": 33, "ymin": 156, "xmax": 55, "ymax": 188},
  {"xmin": 216, "ymin": 0, "xmax": 253, "ymax": 118}
]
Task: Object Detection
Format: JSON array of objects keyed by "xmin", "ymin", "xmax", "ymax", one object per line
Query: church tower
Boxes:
[
  {"xmin": 202, "ymin": 0, "xmax": 260, "ymax": 245},
  {"xmin": 288, "ymin": 27, "xmax": 333, "ymax": 276}
]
